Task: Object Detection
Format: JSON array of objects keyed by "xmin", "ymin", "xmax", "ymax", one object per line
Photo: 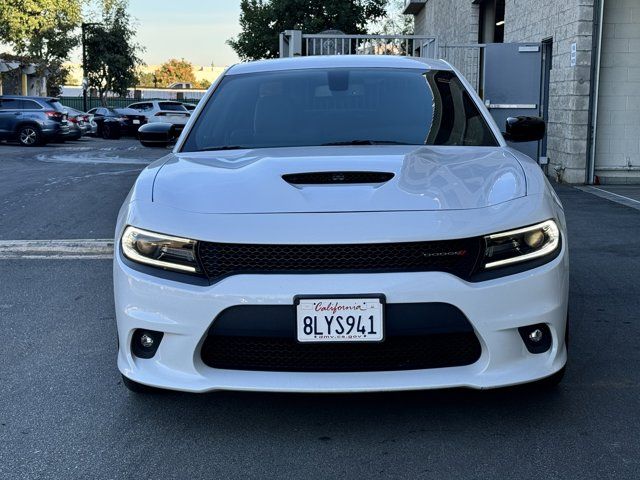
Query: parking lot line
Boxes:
[
  {"xmin": 0, "ymin": 239, "xmax": 113, "ymax": 259},
  {"xmin": 576, "ymin": 186, "xmax": 640, "ymax": 211}
]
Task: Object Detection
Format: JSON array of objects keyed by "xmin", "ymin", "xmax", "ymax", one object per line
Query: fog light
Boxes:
[
  {"xmin": 131, "ymin": 329, "xmax": 164, "ymax": 359},
  {"xmin": 528, "ymin": 329, "xmax": 544, "ymax": 343},
  {"xmin": 518, "ymin": 324, "xmax": 552, "ymax": 354},
  {"xmin": 140, "ymin": 334, "xmax": 154, "ymax": 348}
]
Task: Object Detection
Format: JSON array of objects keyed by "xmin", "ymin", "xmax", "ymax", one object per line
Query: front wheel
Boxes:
[{"xmin": 18, "ymin": 125, "xmax": 43, "ymax": 146}]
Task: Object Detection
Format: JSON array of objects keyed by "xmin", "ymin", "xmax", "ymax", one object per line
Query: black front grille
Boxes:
[
  {"xmin": 197, "ymin": 238, "xmax": 482, "ymax": 283},
  {"xmin": 200, "ymin": 303, "xmax": 482, "ymax": 372},
  {"xmin": 202, "ymin": 333, "xmax": 481, "ymax": 372}
]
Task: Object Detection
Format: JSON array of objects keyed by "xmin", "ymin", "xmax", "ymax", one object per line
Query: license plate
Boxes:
[
  {"xmin": 296, "ymin": 297, "xmax": 384, "ymax": 343},
  {"xmin": 133, "ymin": 119, "xmax": 140, "ymax": 124}
]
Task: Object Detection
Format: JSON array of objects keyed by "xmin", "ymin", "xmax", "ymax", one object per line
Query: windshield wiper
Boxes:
[
  {"xmin": 198, "ymin": 145, "xmax": 248, "ymax": 151},
  {"xmin": 321, "ymin": 140, "xmax": 414, "ymax": 146}
]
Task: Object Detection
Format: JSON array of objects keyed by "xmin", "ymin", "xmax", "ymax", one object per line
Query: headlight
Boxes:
[
  {"xmin": 121, "ymin": 226, "xmax": 200, "ymax": 273},
  {"xmin": 483, "ymin": 220, "xmax": 560, "ymax": 269}
]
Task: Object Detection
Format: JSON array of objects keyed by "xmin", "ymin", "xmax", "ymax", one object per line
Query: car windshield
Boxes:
[
  {"xmin": 159, "ymin": 102, "xmax": 188, "ymax": 112},
  {"xmin": 181, "ymin": 68, "xmax": 498, "ymax": 152}
]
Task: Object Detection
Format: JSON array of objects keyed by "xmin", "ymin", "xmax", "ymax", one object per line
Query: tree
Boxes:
[
  {"xmin": 377, "ymin": 0, "xmax": 413, "ymax": 36},
  {"xmin": 0, "ymin": 0, "xmax": 83, "ymax": 95},
  {"xmin": 84, "ymin": 0, "xmax": 143, "ymax": 104},
  {"xmin": 228, "ymin": 0, "xmax": 389, "ymax": 61},
  {"xmin": 137, "ymin": 71, "xmax": 157, "ymax": 88},
  {"xmin": 154, "ymin": 58, "xmax": 196, "ymax": 88},
  {"xmin": 197, "ymin": 79, "xmax": 212, "ymax": 89}
]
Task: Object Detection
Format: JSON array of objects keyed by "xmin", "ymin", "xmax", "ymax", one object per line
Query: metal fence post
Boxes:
[{"xmin": 280, "ymin": 30, "xmax": 303, "ymax": 57}]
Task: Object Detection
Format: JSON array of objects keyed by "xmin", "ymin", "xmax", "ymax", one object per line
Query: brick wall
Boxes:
[
  {"xmin": 595, "ymin": 0, "xmax": 640, "ymax": 182},
  {"xmin": 503, "ymin": 0, "xmax": 596, "ymax": 184},
  {"xmin": 413, "ymin": 0, "xmax": 481, "ymax": 89}
]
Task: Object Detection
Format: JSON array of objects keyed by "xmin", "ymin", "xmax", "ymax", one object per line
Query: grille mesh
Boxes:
[
  {"xmin": 201, "ymin": 333, "xmax": 481, "ymax": 372},
  {"xmin": 197, "ymin": 238, "xmax": 482, "ymax": 283}
]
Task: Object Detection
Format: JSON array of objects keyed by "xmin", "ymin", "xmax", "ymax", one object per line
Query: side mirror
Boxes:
[
  {"xmin": 138, "ymin": 122, "xmax": 176, "ymax": 148},
  {"xmin": 503, "ymin": 116, "xmax": 545, "ymax": 143}
]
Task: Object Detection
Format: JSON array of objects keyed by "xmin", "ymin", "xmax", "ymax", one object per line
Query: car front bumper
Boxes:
[{"xmin": 114, "ymin": 243, "xmax": 569, "ymax": 393}]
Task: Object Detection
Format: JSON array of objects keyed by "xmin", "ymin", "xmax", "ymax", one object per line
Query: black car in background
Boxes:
[
  {"xmin": 0, "ymin": 96, "xmax": 70, "ymax": 146},
  {"xmin": 87, "ymin": 107, "xmax": 147, "ymax": 139}
]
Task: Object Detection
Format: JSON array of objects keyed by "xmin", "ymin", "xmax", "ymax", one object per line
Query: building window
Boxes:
[{"xmin": 478, "ymin": 0, "xmax": 505, "ymax": 44}]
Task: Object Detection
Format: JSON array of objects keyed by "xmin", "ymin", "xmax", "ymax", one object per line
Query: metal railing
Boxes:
[
  {"xmin": 58, "ymin": 96, "xmax": 202, "ymax": 111},
  {"xmin": 280, "ymin": 31, "xmax": 438, "ymax": 59}
]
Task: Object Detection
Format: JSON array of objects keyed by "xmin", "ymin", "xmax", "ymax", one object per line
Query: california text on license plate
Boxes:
[{"xmin": 296, "ymin": 297, "xmax": 384, "ymax": 343}]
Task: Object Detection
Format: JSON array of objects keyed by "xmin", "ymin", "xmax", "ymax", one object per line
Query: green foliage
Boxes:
[
  {"xmin": 0, "ymin": 0, "xmax": 83, "ymax": 95},
  {"xmin": 0, "ymin": 0, "xmax": 82, "ymax": 49},
  {"xmin": 377, "ymin": 0, "xmax": 413, "ymax": 35},
  {"xmin": 137, "ymin": 71, "xmax": 157, "ymax": 88},
  {"xmin": 84, "ymin": 0, "xmax": 143, "ymax": 104},
  {"xmin": 228, "ymin": 0, "xmax": 389, "ymax": 61},
  {"xmin": 197, "ymin": 79, "xmax": 212, "ymax": 89},
  {"xmin": 154, "ymin": 58, "xmax": 196, "ymax": 88}
]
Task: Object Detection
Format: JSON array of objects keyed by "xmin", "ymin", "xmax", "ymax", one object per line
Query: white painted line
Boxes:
[
  {"xmin": 576, "ymin": 186, "xmax": 640, "ymax": 212},
  {"xmin": 591, "ymin": 186, "xmax": 640, "ymax": 204},
  {"xmin": 0, "ymin": 239, "xmax": 114, "ymax": 259}
]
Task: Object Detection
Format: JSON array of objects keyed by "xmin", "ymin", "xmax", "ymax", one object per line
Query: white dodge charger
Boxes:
[{"xmin": 115, "ymin": 55, "xmax": 569, "ymax": 394}]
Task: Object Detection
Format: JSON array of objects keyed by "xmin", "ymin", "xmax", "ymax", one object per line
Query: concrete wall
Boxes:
[{"xmin": 595, "ymin": 0, "xmax": 640, "ymax": 183}]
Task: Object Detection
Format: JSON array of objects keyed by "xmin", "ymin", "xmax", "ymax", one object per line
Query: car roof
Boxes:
[
  {"xmin": 0, "ymin": 95, "xmax": 60, "ymax": 102},
  {"xmin": 0, "ymin": 95, "xmax": 58, "ymax": 100},
  {"xmin": 226, "ymin": 55, "xmax": 452, "ymax": 76}
]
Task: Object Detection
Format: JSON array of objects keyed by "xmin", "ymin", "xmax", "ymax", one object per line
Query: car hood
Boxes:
[{"xmin": 152, "ymin": 146, "xmax": 526, "ymax": 214}]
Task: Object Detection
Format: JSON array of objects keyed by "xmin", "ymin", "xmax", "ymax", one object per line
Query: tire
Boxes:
[
  {"xmin": 121, "ymin": 374, "xmax": 163, "ymax": 394},
  {"xmin": 102, "ymin": 124, "xmax": 112, "ymax": 139},
  {"xmin": 18, "ymin": 125, "xmax": 43, "ymax": 146}
]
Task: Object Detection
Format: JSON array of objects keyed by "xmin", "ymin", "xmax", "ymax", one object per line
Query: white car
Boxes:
[
  {"xmin": 128, "ymin": 100, "xmax": 190, "ymax": 134},
  {"xmin": 127, "ymin": 100, "xmax": 189, "ymax": 119},
  {"xmin": 115, "ymin": 55, "xmax": 569, "ymax": 394}
]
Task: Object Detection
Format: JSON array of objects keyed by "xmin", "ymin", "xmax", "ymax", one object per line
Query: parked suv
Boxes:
[
  {"xmin": 127, "ymin": 100, "xmax": 189, "ymax": 119},
  {"xmin": 0, "ymin": 96, "xmax": 70, "ymax": 146},
  {"xmin": 128, "ymin": 100, "xmax": 191, "ymax": 134}
]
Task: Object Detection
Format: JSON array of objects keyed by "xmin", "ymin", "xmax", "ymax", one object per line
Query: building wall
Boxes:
[
  {"xmin": 413, "ymin": 0, "xmax": 479, "ymax": 45},
  {"xmin": 413, "ymin": 0, "xmax": 482, "ymax": 89},
  {"xmin": 595, "ymin": 0, "xmax": 640, "ymax": 183},
  {"xmin": 504, "ymin": 0, "xmax": 595, "ymax": 184},
  {"xmin": 411, "ymin": 0, "xmax": 597, "ymax": 184}
]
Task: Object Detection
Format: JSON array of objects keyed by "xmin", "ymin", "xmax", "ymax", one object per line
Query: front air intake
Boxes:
[{"xmin": 282, "ymin": 171, "xmax": 394, "ymax": 185}]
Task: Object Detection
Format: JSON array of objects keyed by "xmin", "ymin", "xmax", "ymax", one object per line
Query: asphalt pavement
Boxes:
[{"xmin": 1, "ymin": 139, "xmax": 639, "ymax": 479}]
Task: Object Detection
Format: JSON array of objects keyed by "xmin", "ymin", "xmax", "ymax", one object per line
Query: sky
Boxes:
[
  {"xmin": 66, "ymin": 1, "xmax": 242, "ymax": 67},
  {"xmin": 127, "ymin": 0, "xmax": 241, "ymax": 66}
]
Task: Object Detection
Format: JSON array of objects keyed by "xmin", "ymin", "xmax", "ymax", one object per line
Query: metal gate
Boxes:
[{"xmin": 280, "ymin": 30, "xmax": 438, "ymax": 59}]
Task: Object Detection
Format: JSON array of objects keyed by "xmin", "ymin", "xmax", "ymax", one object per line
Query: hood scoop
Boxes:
[{"xmin": 283, "ymin": 171, "xmax": 395, "ymax": 185}]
